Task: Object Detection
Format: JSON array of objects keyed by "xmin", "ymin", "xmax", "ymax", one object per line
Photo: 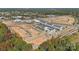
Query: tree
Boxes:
[
  {"xmin": 0, "ymin": 22, "xmax": 32, "ymax": 51},
  {"xmin": 37, "ymin": 36, "xmax": 78, "ymax": 51}
]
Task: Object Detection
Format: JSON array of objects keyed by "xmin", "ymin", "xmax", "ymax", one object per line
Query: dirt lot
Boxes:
[
  {"xmin": 2, "ymin": 20, "xmax": 50, "ymax": 49},
  {"xmin": 2, "ymin": 16, "xmax": 76, "ymax": 49},
  {"xmin": 41, "ymin": 15, "xmax": 75, "ymax": 25},
  {"xmin": 18, "ymin": 24, "xmax": 40, "ymax": 37}
]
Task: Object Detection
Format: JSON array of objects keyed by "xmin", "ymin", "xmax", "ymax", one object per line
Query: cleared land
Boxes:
[
  {"xmin": 41, "ymin": 15, "xmax": 75, "ymax": 25},
  {"xmin": 2, "ymin": 16, "xmax": 77, "ymax": 49},
  {"xmin": 2, "ymin": 20, "xmax": 51, "ymax": 49}
]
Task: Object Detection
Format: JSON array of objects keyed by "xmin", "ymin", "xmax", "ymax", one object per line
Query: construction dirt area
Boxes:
[
  {"xmin": 2, "ymin": 20, "xmax": 52, "ymax": 49},
  {"xmin": 2, "ymin": 15, "xmax": 77, "ymax": 49},
  {"xmin": 41, "ymin": 15, "xmax": 75, "ymax": 25}
]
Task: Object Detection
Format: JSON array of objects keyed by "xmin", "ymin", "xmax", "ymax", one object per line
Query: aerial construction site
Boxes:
[
  {"xmin": 2, "ymin": 15, "xmax": 78, "ymax": 49},
  {"xmin": 0, "ymin": 8, "xmax": 79, "ymax": 51}
]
